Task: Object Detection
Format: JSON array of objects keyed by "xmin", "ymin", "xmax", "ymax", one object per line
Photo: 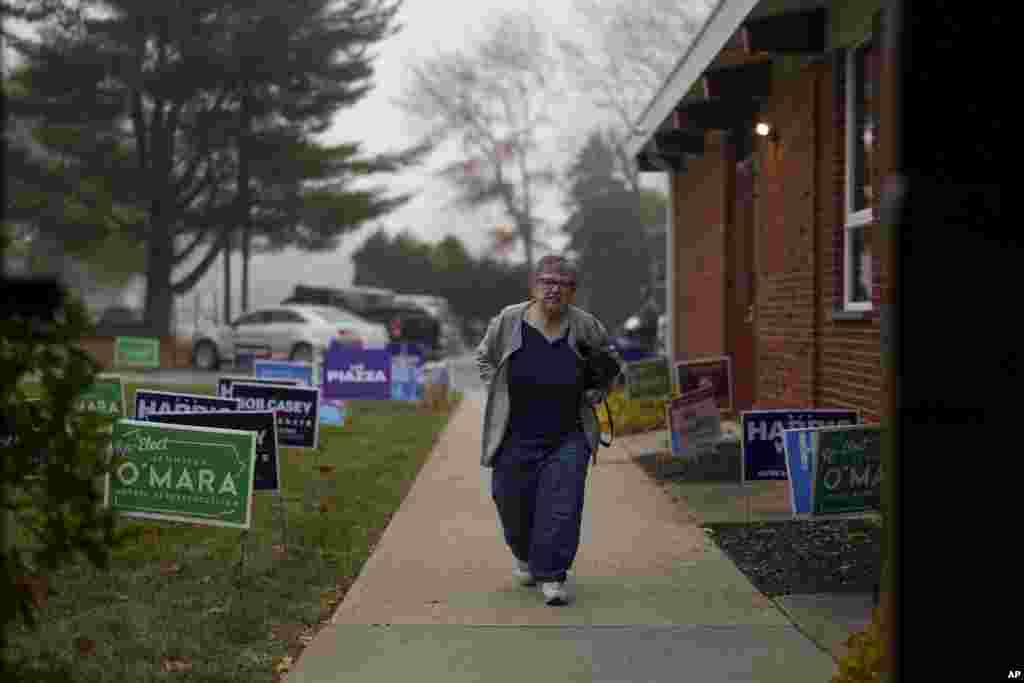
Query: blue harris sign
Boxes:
[
  {"xmin": 322, "ymin": 346, "xmax": 392, "ymax": 400},
  {"xmin": 740, "ymin": 409, "xmax": 859, "ymax": 482},
  {"xmin": 782, "ymin": 427, "xmax": 820, "ymax": 515},
  {"xmin": 134, "ymin": 390, "xmax": 240, "ymax": 421}
]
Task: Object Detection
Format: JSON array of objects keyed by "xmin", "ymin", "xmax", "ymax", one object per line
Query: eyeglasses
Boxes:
[{"xmin": 536, "ymin": 277, "xmax": 576, "ymax": 291}]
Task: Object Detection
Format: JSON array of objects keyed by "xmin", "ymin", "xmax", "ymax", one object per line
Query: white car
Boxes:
[{"xmin": 191, "ymin": 304, "xmax": 389, "ymax": 371}]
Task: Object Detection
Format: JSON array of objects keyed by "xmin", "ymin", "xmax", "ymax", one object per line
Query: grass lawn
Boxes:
[{"xmin": 7, "ymin": 380, "xmax": 463, "ymax": 682}]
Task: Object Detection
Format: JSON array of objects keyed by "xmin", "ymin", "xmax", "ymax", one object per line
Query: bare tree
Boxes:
[
  {"xmin": 396, "ymin": 11, "xmax": 560, "ymax": 268},
  {"xmin": 559, "ymin": 0, "xmax": 712, "ymax": 191}
]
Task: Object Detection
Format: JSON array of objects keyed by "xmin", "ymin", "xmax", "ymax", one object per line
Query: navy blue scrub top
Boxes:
[{"xmin": 503, "ymin": 320, "xmax": 584, "ymax": 451}]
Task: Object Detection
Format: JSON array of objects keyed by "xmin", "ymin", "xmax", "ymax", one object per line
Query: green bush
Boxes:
[
  {"xmin": 1, "ymin": 287, "xmax": 130, "ymax": 672},
  {"xmin": 596, "ymin": 387, "xmax": 667, "ymax": 436}
]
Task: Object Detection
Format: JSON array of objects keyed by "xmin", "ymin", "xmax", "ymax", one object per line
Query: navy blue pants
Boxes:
[{"xmin": 491, "ymin": 431, "xmax": 591, "ymax": 583}]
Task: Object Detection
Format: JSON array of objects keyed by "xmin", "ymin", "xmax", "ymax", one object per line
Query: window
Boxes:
[
  {"xmin": 311, "ymin": 306, "xmax": 366, "ymax": 326},
  {"xmin": 844, "ymin": 38, "xmax": 878, "ymax": 311},
  {"xmin": 267, "ymin": 310, "xmax": 304, "ymax": 324},
  {"xmin": 232, "ymin": 311, "xmax": 268, "ymax": 326}
]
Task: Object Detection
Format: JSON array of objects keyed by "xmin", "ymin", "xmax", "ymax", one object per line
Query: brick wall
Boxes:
[
  {"xmin": 751, "ymin": 57, "xmax": 886, "ymax": 422},
  {"xmin": 819, "ymin": 48, "xmax": 884, "ymax": 423},
  {"xmin": 672, "ymin": 132, "xmax": 728, "ymax": 360},
  {"xmin": 754, "ymin": 70, "xmax": 818, "ymax": 409}
]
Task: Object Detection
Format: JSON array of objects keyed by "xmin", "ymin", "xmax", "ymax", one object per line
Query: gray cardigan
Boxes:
[{"xmin": 475, "ymin": 300, "xmax": 613, "ymax": 468}]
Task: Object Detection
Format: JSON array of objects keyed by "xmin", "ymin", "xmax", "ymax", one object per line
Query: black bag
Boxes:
[{"xmin": 577, "ymin": 341, "xmax": 623, "ymax": 449}]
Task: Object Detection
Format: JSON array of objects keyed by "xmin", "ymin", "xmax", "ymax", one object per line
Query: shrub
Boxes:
[
  {"xmin": 596, "ymin": 387, "xmax": 667, "ymax": 436},
  {"xmin": 1, "ymin": 285, "xmax": 129, "ymax": 672}
]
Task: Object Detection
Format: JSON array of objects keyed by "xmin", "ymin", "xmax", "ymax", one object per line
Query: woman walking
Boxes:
[{"xmin": 476, "ymin": 255, "xmax": 616, "ymax": 606}]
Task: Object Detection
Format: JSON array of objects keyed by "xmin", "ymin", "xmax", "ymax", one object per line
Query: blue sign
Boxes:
[
  {"xmin": 322, "ymin": 346, "xmax": 391, "ymax": 400},
  {"xmin": 254, "ymin": 359, "xmax": 315, "ymax": 387},
  {"xmin": 782, "ymin": 427, "xmax": 819, "ymax": 515},
  {"xmin": 388, "ymin": 343, "xmax": 423, "ymax": 402},
  {"xmin": 740, "ymin": 409, "xmax": 859, "ymax": 481},
  {"xmin": 320, "ymin": 399, "xmax": 347, "ymax": 427},
  {"xmin": 134, "ymin": 390, "xmax": 240, "ymax": 421},
  {"xmin": 230, "ymin": 383, "xmax": 321, "ymax": 450}
]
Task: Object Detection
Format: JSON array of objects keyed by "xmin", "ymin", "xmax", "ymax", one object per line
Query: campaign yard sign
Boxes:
[
  {"xmin": 149, "ymin": 411, "xmax": 280, "ymax": 492},
  {"xmin": 782, "ymin": 427, "xmax": 819, "ymax": 515},
  {"xmin": 319, "ymin": 400, "xmax": 347, "ymax": 427},
  {"xmin": 105, "ymin": 419, "xmax": 256, "ymax": 529},
  {"xmin": 666, "ymin": 385, "xmax": 722, "ymax": 461},
  {"xmin": 321, "ymin": 346, "xmax": 391, "ymax": 400},
  {"xmin": 811, "ymin": 424, "xmax": 882, "ymax": 516},
  {"xmin": 675, "ymin": 356, "xmax": 733, "ymax": 413},
  {"xmin": 134, "ymin": 390, "xmax": 240, "ymax": 421},
  {"xmin": 253, "ymin": 359, "xmax": 315, "ymax": 387},
  {"xmin": 388, "ymin": 343, "xmax": 424, "ymax": 402},
  {"xmin": 217, "ymin": 375, "xmax": 300, "ymax": 399},
  {"xmin": 114, "ymin": 336, "xmax": 160, "ymax": 369},
  {"xmin": 230, "ymin": 382, "xmax": 321, "ymax": 449},
  {"xmin": 76, "ymin": 375, "xmax": 126, "ymax": 416},
  {"xmin": 741, "ymin": 409, "xmax": 859, "ymax": 482},
  {"xmin": 623, "ymin": 356, "xmax": 672, "ymax": 401}
]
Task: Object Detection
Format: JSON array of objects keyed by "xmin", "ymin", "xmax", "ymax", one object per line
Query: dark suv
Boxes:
[{"xmin": 282, "ymin": 285, "xmax": 443, "ymax": 360}]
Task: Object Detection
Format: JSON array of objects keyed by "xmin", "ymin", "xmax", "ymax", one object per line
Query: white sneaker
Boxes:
[
  {"xmin": 513, "ymin": 559, "xmax": 536, "ymax": 586},
  {"xmin": 540, "ymin": 581, "xmax": 568, "ymax": 606}
]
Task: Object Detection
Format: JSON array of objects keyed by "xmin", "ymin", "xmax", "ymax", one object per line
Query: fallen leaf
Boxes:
[
  {"xmin": 161, "ymin": 656, "xmax": 193, "ymax": 673},
  {"xmin": 16, "ymin": 575, "xmax": 49, "ymax": 609},
  {"xmin": 142, "ymin": 527, "xmax": 160, "ymax": 545},
  {"xmin": 273, "ymin": 655, "xmax": 293, "ymax": 674},
  {"xmin": 272, "ymin": 544, "xmax": 289, "ymax": 560},
  {"xmin": 271, "ymin": 623, "xmax": 305, "ymax": 645},
  {"xmin": 320, "ymin": 590, "xmax": 340, "ymax": 612},
  {"xmin": 751, "ymin": 593, "xmax": 773, "ymax": 609},
  {"xmin": 317, "ymin": 464, "xmax": 336, "ymax": 477},
  {"xmin": 75, "ymin": 637, "xmax": 97, "ymax": 657},
  {"xmin": 159, "ymin": 560, "xmax": 182, "ymax": 576},
  {"xmin": 318, "ymin": 497, "xmax": 337, "ymax": 513}
]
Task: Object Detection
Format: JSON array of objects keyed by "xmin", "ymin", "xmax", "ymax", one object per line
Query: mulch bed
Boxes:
[
  {"xmin": 704, "ymin": 518, "xmax": 882, "ymax": 598},
  {"xmin": 630, "ymin": 446, "xmax": 883, "ymax": 599}
]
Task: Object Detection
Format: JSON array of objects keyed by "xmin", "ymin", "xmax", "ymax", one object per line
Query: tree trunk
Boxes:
[
  {"xmin": 239, "ymin": 89, "xmax": 252, "ymax": 314},
  {"xmin": 144, "ymin": 219, "xmax": 175, "ymax": 338},
  {"xmin": 241, "ymin": 223, "xmax": 250, "ymax": 313},
  {"xmin": 223, "ymin": 230, "xmax": 233, "ymax": 325}
]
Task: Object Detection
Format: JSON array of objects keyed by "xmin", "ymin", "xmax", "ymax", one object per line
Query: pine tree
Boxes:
[{"xmin": 6, "ymin": 0, "xmax": 416, "ymax": 336}]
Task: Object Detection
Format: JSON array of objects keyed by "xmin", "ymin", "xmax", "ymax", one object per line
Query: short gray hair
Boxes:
[{"xmin": 531, "ymin": 255, "xmax": 578, "ymax": 286}]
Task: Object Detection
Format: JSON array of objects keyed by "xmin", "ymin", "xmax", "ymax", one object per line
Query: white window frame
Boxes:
[{"xmin": 843, "ymin": 38, "xmax": 875, "ymax": 313}]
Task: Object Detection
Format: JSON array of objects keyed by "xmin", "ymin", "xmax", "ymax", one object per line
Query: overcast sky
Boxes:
[
  {"xmin": 5, "ymin": 0, "xmax": 680, "ymax": 321},
  {"xmin": 189, "ymin": 0, "xmax": 674, "ymax": 318}
]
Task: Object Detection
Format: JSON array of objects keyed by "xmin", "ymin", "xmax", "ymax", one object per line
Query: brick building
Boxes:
[{"xmin": 629, "ymin": 0, "xmax": 892, "ymax": 422}]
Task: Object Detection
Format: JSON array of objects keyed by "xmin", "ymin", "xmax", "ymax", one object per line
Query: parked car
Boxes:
[
  {"xmin": 190, "ymin": 304, "xmax": 389, "ymax": 371},
  {"xmin": 393, "ymin": 293, "xmax": 466, "ymax": 356},
  {"xmin": 284, "ymin": 285, "xmax": 444, "ymax": 360}
]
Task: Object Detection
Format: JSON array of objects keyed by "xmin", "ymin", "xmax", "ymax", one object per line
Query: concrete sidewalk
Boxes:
[{"xmin": 286, "ymin": 390, "xmax": 837, "ymax": 682}]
